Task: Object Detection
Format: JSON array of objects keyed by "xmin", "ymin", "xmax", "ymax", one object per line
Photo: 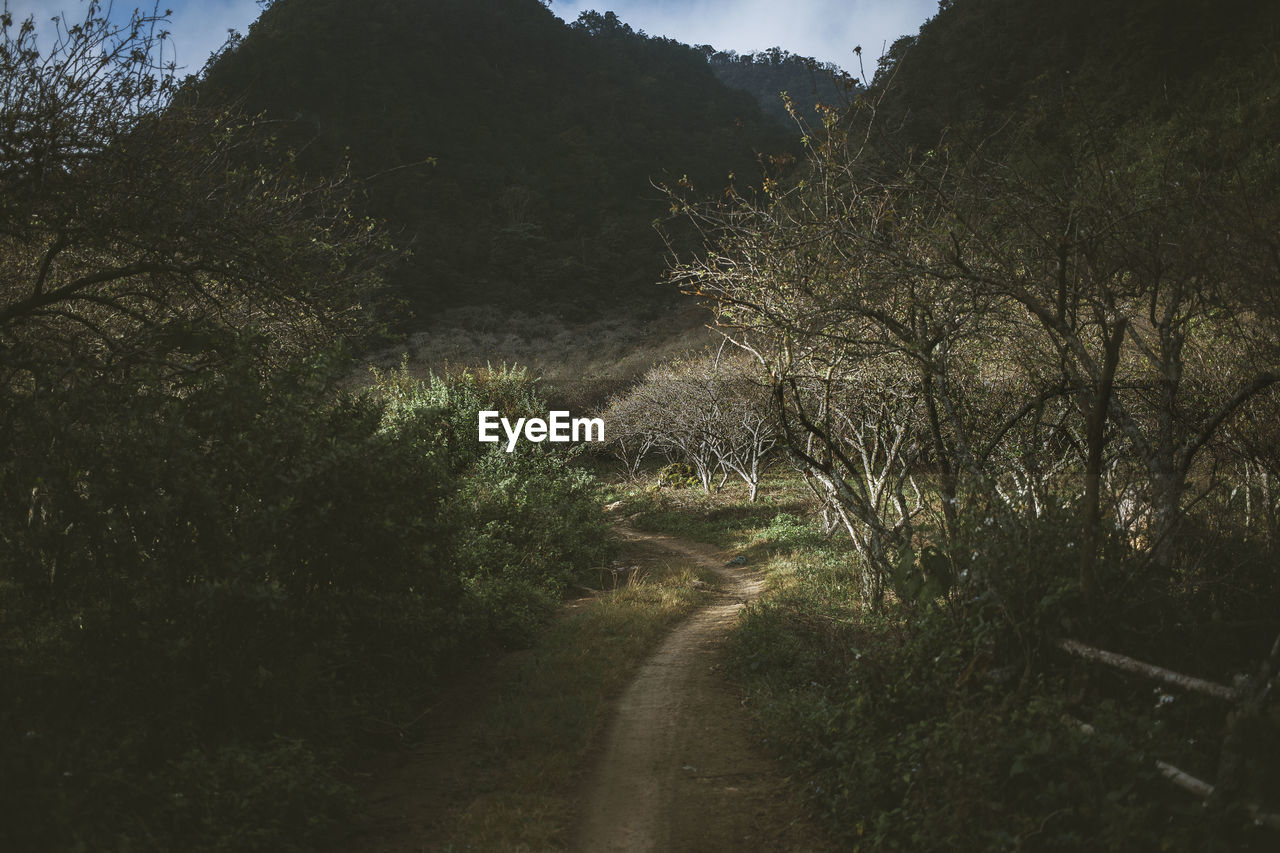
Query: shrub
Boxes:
[
  {"xmin": 0, "ymin": 354, "xmax": 609, "ymax": 850},
  {"xmin": 731, "ymin": 505, "xmax": 1278, "ymax": 852},
  {"xmin": 657, "ymin": 461, "xmax": 700, "ymax": 489},
  {"xmin": 456, "ymin": 446, "xmax": 611, "ymax": 643}
]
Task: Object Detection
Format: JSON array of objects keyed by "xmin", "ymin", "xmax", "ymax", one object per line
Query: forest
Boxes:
[
  {"xmin": 193, "ymin": 0, "xmax": 795, "ymax": 322},
  {"xmin": 3, "ymin": 0, "xmax": 1279, "ymax": 850}
]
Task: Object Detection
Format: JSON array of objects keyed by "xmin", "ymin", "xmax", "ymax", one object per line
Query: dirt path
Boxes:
[
  {"xmin": 574, "ymin": 525, "xmax": 825, "ymax": 852},
  {"xmin": 339, "ymin": 523, "xmax": 826, "ymax": 852}
]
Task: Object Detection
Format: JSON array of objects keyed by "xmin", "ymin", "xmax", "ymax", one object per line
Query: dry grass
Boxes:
[
  {"xmin": 436, "ymin": 555, "xmax": 710, "ymax": 851},
  {"xmin": 355, "ymin": 303, "xmax": 719, "ymax": 407}
]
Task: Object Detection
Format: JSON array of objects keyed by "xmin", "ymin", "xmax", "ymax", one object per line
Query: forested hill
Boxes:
[
  {"xmin": 871, "ymin": 0, "xmax": 1280, "ymax": 156},
  {"xmin": 195, "ymin": 0, "xmax": 794, "ymax": 322},
  {"xmin": 703, "ymin": 47, "xmax": 855, "ymax": 128}
]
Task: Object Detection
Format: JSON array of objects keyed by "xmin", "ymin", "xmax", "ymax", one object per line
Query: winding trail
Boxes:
[
  {"xmin": 574, "ymin": 525, "xmax": 822, "ymax": 852},
  {"xmin": 341, "ymin": 522, "xmax": 826, "ymax": 852}
]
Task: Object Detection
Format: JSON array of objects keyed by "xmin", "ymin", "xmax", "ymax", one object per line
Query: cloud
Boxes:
[
  {"xmin": 5, "ymin": 1, "xmax": 935, "ymax": 85},
  {"xmin": 549, "ymin": 0, "xmax": 937, "ymax": 75}
]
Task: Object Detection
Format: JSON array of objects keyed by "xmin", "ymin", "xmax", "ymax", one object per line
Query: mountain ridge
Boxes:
[{"xmin": 196, "ymin": 0, "xmax": 799, "ymax": 323}]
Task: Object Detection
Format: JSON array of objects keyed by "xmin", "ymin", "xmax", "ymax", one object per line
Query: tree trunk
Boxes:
[{"xmin": 1079, "ymin": 320, "xmax": 1126, "ymax": 600}]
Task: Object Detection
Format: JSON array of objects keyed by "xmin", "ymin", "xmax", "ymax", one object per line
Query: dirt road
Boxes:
[
  {"xmin": 342, "ymin": 523, "xmax": 826, "ymax": 852},
  {"xmin": 574, "ymin": 525, "xmax": 825, "ymax": 852}
]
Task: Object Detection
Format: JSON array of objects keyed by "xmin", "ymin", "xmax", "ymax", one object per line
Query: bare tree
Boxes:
[
  {"xmin": 602, "ymin": 351, "xmax": 778, "ymax": 499},
  {"xmin": 777, "ymin": 363, "xmax": 926, "ymax": 603},
  {"xmin": 599, "ymin": 388, "xmax": 661, "ymax": 480},
  {"xmin": 941, "ymin": 131, "xmax": 1280, "ymax": 575},
  {"xmin": 665, "ymin": 76, "xmax": 1280, "ymax": 606},
  {"xmin": 663, "ymin": 104, "xmax": 1043, "ymax": 601},
  {"xmin": 0, "ymin": 3, "xmax": 388, "ymax": 385},
  {"xmin": 706, "ymin": 362, "xmax": 778, "ymax": 501}
]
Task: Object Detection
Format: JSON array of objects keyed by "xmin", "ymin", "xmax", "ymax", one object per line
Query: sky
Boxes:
[
  {"xmin": 548, "ymin": 0, "xmax": 939, "ymax": 75},
  {"xmin": 3, "ymin": 0, "xmax": 939, "ymax": 79},
  {"xmin": 2, "ymin": 0, "xmax": 263, "ymax": 76}
]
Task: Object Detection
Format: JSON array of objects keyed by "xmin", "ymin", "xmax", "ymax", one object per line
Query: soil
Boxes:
[
  {"xmin": 574, "ymin": 524, "xmax": 827, "ymax": 852},
  {"xmin": 341, "ymin": 523, "xmax": 828, "ymax": 852}
]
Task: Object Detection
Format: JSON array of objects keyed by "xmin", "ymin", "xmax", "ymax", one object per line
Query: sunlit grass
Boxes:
[
  {"xmin": 439, "ymin": 557, "xmax": 709, "ymax": 850},
  {"xmin": 436, "ymin": 469, "xmax": 860, "ymax": 849},
  {"xmin": 611, "ymin": 467, "xmax": 817, "ymax": 548}
]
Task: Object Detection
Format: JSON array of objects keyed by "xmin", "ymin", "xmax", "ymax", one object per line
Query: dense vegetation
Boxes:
[
  {"xmin": 0, "ymin": 6, "xmax": 608, "ymax": 849},
  {"xmin": 632, "ymin": 0, "xmax": 1280, "ymax": 847},
  {"xmin": 2, "ymin": 356, "xmax": 609, "ymax": 851},
  {"xmin": 196, "ymin": 0, "xmax": 795, "ymax": 322},
  {"xmin": 703, "ymin": 46, "xmax": 856, "ymax": 129},
  {"xmin": 5, "ymin": 0, "xmax": 1279, "ymax": 848}
]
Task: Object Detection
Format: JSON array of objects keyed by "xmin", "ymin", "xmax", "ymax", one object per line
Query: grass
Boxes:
[
  {"xmin": 352, "ymin": 464, "xmax": 1280, "ymax": 850},
  {"xmin": 610, "ymin": 468, "xmax": 818, "ymax": 549},
  {"xmin": 614, "ymin": 471, "xmax": 1280, "ymax": 852},
  {"xmin": 423, "ymin": 547, "xmax": 712, "ymax": 850},
  {"xmin": 414, "ymin": 469, "xmax": 846, "ymax": 850}
]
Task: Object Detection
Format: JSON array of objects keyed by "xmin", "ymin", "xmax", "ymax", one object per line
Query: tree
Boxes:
[
  {"xmin": 667, "ymin": 77, "xmax": 1280, "ymax": 602},
  {"xmin": 0, "ymin": 1, "xmax": 391, "ymax": 599},
  {"xmin": 940, "ymin": 123, "xmax": 1280, "ymax": 575},
  {"xmin": 0, "ymin": 2, "xmax": 387, "ymax": 386},
  {"xmin": 571, "ymin": 10, "xmax": 634, "ymax": 39},
  {"xmin": 666, "ymin": 100, "xmax": 1019, "ymax": 600},
  {"xmin": 602, "ymin": 351, "xmax": 778, "ymax": 500}
]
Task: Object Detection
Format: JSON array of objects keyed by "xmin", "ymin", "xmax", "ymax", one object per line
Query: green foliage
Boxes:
[
  {"xmin": 372, "ymin": 360, "xmax": 612, "ymax": 643},
  {"xmin": 872, "ymin": 0, "xmax": 1280, "ymax": 156},
  {"xmin": 656, "ymin": 461, "xmax": 700, "ymax": 489},
  {"xmin": 163, "ymin": 739, "xmax": 352, "ymax": 853},
  {"xmin": 730, "ymin": 521, "xmax": 1273, "ymax": 851},
  {"xmin": 703, "ymin": 46, "xmax": 856, "ymax": 128},
  {"xmin": 457, "ymin": 447, "xmax": 611, "ymax": 643},
  {"xmin": 615, "ymin": 468, "xmax": 818, "ymax": 550},
  {"xmin": 0, "ymin": 352, "xmax": 610, "ymax": 850},
  {"xmin": 751, "ymin": 511, "xmax": 824, "ymax": 552},
  {"xmin": 891, "ymin": 542, "xmax": 953, "ymax": 606},
  {"xmin": 4, "ymin": 349, "xmax": 455, "ymax": 599},
  {"xmin": 948, "ymin": 502, "xmax": 1094, "ymax": 645}
]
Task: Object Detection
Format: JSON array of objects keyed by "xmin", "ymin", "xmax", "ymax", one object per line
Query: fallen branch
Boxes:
[
  {"xmin": 1155, "ymin": 759, "xmax": 1214, "ymax": 799},
  {"xmin": 1057, "ymin": 638, "xmax": 1240, "ymax": 701},
  {"xmin": 1155, "ymin": 760, "xmax": 1280, "ymax": 831}
]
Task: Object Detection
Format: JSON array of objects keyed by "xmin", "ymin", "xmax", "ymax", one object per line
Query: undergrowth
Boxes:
[
  {"xmin": 364, "ymin": 543, "xmax": 710, "ymax": 851},
  {"xmin": 0, "ymin": 360, "xmax": 611, "ymax": 852},
  {"xmin": 617, "ymin": 470, "xmax": 1280, "ymax": 851}
]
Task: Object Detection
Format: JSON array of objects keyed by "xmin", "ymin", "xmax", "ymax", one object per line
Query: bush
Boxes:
[
  {"xmin": 0, "ymin": 354, "xmax": 610, "ymax": 850},
  {"xmin": 730, "ymin": 505, "xmax": 1278, "ymax": 852},
  {"xmin": 657, "ymin": 461, "xmax": 700, "ymax": 489},
  {"xmin": 454, "ymin": 447, "xmax": 610, "ymax": 643},
  {"xmin": 162, "ymin": 739, "xmax": 353, "ymax": 853}
]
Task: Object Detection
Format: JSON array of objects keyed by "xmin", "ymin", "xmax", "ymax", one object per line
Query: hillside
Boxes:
[
  {"xmin": 871, "ymin": 0, "xmax": 1280, "ymax": 156},
  {"xmin": 704, "ymin": 47, "xmax": 856, "ymax": 129},
  {"xmin": 196, "ymin": 0, "xmax": 795, "ymax": 323}
]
